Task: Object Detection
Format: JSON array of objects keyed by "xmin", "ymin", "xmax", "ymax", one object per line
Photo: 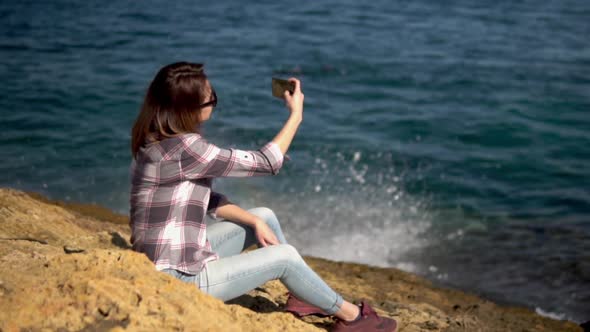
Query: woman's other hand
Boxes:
[
  {"xmin": 254, "ymin": 219, "xmax": 279, "ymax": 247},
  {"xmin": 284, "ymin": 77, "xmax": 304, "ymax": 119}
]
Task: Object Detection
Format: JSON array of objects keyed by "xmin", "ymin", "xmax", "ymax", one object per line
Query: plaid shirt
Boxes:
[{"xmin": 129, "ymin": 133, "xmax": 284, "ymax": 275}]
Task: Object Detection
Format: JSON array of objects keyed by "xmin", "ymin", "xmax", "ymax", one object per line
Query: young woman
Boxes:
[{"xmin": 129, "ymin": 61, "xmax": 397, "ymax": 332}]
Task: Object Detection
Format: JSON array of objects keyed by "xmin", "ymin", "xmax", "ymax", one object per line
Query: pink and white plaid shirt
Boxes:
[{"xmin": 129, "ymin": 133, "xmax": 284, "ymax": 275}]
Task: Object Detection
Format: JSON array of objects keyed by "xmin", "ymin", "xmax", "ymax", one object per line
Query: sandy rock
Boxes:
[{"xmin": 0, "ymin": 187, "xmax": 583, "ymax": 331}]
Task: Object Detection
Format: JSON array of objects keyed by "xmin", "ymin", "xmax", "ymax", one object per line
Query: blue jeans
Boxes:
[{"xmin": 161, "ymin": 207, "xmax": 344, "ymax": 315}]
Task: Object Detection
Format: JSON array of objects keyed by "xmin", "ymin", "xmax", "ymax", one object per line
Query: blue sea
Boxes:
[{"xmin": 1, "ymin": 0, "xmax": 588, "ymax": 323}]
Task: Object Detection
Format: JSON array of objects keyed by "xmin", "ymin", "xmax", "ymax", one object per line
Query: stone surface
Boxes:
[{"xmin": 0, "ymin": 187, "xmax": 582, "ymax": 331}]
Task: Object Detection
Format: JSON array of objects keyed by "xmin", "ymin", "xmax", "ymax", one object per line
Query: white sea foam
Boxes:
[
  {"xmin": 535, "ymin": 307, "xmax": 567, "ymax": 321},
  {"xmin": 298, "ymin": 217, "xmax": 431, "ymax": 270},
  {"xmin": 276, "ymin": 184, "xmax": 431, "ymax": 273}
]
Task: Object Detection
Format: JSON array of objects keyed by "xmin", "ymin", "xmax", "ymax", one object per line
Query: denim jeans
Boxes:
[{"xmin": 161, "ymin": 207, "xmax": 344, "ymax": 315}]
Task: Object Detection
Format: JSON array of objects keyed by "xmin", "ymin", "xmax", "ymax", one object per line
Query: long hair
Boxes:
[{"xmin": 131, "ymin": 62, "xmax": 210, "ymax": 159}]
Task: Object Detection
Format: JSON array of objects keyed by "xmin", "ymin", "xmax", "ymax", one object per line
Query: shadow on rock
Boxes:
[
  {"xmin": 227, "ymin": 294, "xmax": 281, "ymax": 314},
  {"xmin": 111, "ymin": 232, "xmax": 131, "ymax": 249}
]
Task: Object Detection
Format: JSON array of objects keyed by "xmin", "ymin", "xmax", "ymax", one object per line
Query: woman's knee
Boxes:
[
  {"xmin": 248, "ymin": 207, "xmax": 279, "ymax": 226},
  {"xmin": 272, "ymin": 244, "xmax": 303, "ymax": 265}
]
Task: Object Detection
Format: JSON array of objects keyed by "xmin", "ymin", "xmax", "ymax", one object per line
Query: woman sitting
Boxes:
[{"xmin": 129, "ymin": 61, "xmax": 397, "ymax": 332}]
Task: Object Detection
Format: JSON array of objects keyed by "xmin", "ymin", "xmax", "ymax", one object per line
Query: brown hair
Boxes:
[{"xmin": 131, "ymin": 61, "xmax": 210, "ymax": 159}]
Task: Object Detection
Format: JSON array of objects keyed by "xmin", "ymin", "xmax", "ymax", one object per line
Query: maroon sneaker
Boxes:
[
  {"xmin": 284, "ymin": 292, "xmax": 330, "ymax": 317},
  {"xmin": 331, "ymin": 300, "xmax": 397, "ymax": 332}
]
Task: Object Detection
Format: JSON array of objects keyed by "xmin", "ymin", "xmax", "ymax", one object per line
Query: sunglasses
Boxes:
[{"xmin": 198, "ymin": 90, "xmax": 217, "ymax": 109}]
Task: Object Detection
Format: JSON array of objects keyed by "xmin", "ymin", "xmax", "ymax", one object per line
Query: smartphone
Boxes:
[{"xmin": 271, "ymin": 78, "xmax": 296, "ymax": 99}]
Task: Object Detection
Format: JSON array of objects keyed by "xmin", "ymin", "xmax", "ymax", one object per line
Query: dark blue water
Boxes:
[{"xmin": 1, "ymin": 0, "xmax": 589, "ymax": 322}]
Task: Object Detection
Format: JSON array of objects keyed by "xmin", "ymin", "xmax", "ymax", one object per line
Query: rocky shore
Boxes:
[{"xmin": 0, "ymin": 187, "xmax": 583, "ymax": 331}]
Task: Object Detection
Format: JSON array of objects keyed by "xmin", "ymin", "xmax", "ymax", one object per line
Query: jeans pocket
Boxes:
[{"xmin": 162, "ymin": 268, "xmax": 200, "ymax": 285}]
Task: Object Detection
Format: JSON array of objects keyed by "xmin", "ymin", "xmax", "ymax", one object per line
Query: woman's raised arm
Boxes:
[
  {"xmin": 179, "ymin": 77, "xmax": 304, "ymax": 180},
  {"xmin": 271, "ymin": 77, "xmax": 304, "ymax": 155},
  {"xmin": 179, "ymin": 137, "xmax": 284, "ymax": 179}
]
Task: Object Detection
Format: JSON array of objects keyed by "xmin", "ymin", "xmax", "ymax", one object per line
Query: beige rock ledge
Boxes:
[{"xmin": 0, "ymin": 187, "xmax": 582, "ymax": 332}]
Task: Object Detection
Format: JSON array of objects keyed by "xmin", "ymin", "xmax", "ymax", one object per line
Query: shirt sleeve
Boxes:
[
  {"xmin": 180, "ymin": 135, "xmax": 284, "ymax": 180},
  {"xmin": 207, "ymin": 191, "xmax": 231, "ymax": 219}
]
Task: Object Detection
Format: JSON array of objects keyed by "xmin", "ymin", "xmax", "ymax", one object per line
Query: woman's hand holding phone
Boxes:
[
  {"xmin": 271, "ymin": 77, "xmax": 304, "ymax": 156},
  {"xmin": 283, "ymin": 78, "xmax": 304, "ymax": 120}
]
